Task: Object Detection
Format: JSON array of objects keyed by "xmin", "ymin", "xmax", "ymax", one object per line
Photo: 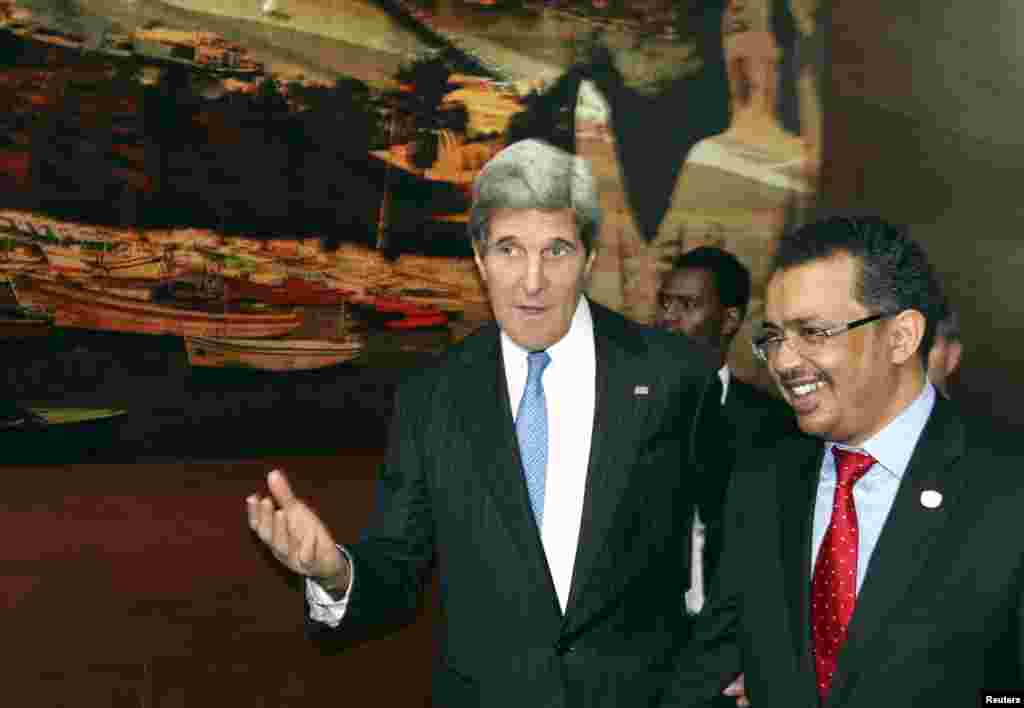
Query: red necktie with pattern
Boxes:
[{"xmin": 811, "ymin": 447, "xmax": 877, "ymax": 700}]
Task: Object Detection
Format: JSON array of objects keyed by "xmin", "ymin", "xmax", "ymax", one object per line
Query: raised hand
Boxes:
[{"xmin": 246, "ymin": 469, "xmax": 348, "ymax": 588}]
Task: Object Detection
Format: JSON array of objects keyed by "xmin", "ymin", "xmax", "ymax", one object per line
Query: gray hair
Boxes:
[{"xmin": 468, "ymin": 139, "xmax": 602, "ymax": 254}]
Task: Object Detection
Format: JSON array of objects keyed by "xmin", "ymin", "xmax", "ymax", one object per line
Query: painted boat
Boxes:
[
  {"xmin": 20, "ymin": 277, "xmax": 301, "ymax": 338},
  {"xmin": 184, "ymin": 334, "xmax": 366, "ymax": 371},
  {"xmin": 0, "ymin": 406, "xmax": 126, "ymax": 430},
  {"xmin": 88, "ymin": 254, "xmax": 170, "ymax": 279},
  {"xmin": 224, "ymin": 274, "xmax": 355, "ymax": 306},
  {"xmin": 383, "ymin": 312, "xmax": 448, "ymax": 329},
  {"xmin": 80, "ymin": 277, "xmax": 157, "ymax": 302},
  {"xmin": 0, "ymin": 276, "xmax": 53, "ymax": 337},
  {"xmin": 0, "ymin": 315, "xmax": 51, "ymax": 338},
  {"xmin": 356, "ymin": 294, "xmax": 444, "ymax": 316}
]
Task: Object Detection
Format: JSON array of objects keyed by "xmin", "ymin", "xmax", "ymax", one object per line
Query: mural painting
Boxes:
[{"xmin": 0, "ymin": 0, "xmax": 823, "ymax": 460}]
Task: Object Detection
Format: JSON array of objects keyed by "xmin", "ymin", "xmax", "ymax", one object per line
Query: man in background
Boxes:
[
  {"xmin": 927, "ymin": 306, "xmax": 962, "ymax": 398},
  {"xmin": 656, "ymin": 245, "xmax": 791, "ymax": 615}
]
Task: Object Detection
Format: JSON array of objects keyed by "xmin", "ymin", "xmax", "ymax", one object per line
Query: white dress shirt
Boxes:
[
  {"xmin": 684, "ymin": 364, "xmax": 730, "ymax": 615},
  {"xmin": 811, "ymin": 381, "xmax": 936, "ymax": 593},
  {"xmin": 502, "ymin": 296, "xmax": 596, "ymax": 612},
  {"xmin": 306, "ymin": 297, "xmax": 597, "ymax": 623}
]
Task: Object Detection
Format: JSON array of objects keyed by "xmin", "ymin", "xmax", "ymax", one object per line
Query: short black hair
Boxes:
[
  {"xmin": 668, "ymin": 246, "xmax": 752, "ymax": 318},
  {"xmin": 772, "ymin": 215, "xmax": 947, "ymax": 364}
]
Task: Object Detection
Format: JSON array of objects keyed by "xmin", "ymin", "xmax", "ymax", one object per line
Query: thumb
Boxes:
[{"xmin": 267, "ymin": 469, "xmax": 297, "ymax": 507}]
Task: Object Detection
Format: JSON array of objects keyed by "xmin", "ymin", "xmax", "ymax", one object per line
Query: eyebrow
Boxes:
[
  {"xmin": 759, "ymin": 317, "xmax": 830, "ymax": 330},
  {"xmin": 489, "ymin": 236, "xmax": 521, "ymax": 247}
]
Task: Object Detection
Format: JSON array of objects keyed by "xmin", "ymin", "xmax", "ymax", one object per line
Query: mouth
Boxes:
[
  {"xmin": 516, "ymin": 305, "xmax": 548, "ymax": 317},
  {"xmin": 781, "ymin": 378, "xmax": 826, "ymax": 414}
]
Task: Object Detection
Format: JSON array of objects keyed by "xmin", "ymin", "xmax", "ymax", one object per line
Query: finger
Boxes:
[
  {"xmin": 737, "ymin": 698, "xmax": 750, "ymax": 708},
  {"xmin": 267, "ymin": 469, "xmax": 297, "ymax": 508},
  {"xmin": 297, "ymin": 524, "xmax": 316, "ymax": 572},
  {"xmin": 255, "ymin": 496, "xmax": 277, "ymax": 544},
  {"xmin": 245, "ymin": 494, "xmax": 264, "ymax": 530},
  {"xmin": 271, "ymin": 508, "xmax": 293, "ymax": 560}
]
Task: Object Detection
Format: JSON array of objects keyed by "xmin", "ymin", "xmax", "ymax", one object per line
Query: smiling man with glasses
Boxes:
[{"xmin": 663, "ymin": 214, "xmax": 1024, "ymax": 708}]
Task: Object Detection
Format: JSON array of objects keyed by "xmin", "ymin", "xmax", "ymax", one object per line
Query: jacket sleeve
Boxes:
[
  {"xmin": 658, "ymin": 432, "xmax": 746, "ymax": 707},
  {"xmin": 306, "ymin": 376, "xmax": 437, "ymax": 649}
]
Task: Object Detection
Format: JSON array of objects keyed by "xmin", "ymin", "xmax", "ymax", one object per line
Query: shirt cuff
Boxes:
[{"xmin": 305, "ymin": 545, "xmax": 354, "ymax": 628}]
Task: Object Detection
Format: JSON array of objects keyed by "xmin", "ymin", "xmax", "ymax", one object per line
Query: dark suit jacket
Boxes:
[
  {"xmin": 697, "ymin": 375, "xmax": 794, "ymax": 595},
  {"xmin": 309, "ymin": 300, "xmax": 721, "ymax": 708},
  {"xmin": 662, "ymin": 396, "xmax": 1024, "ymax": 708}
]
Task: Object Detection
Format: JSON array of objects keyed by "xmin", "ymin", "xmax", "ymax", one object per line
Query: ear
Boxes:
[
  {"xmin": 472, "ymin": 242, "xmax": 488, "ymax": 283},
  {"xmin": 945, "ymin": 339, "xmax": 963, "ymax": 377},
  {"xmin": 888, "ymin": 309, "xmax": 926, "ymax": 365},
  {"xmin": 722, "ymin": 306, "xmax": 743, "ymax": 339}
]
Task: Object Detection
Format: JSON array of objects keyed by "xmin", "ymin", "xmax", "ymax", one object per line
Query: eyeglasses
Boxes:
[{"xmin": 751, "ymin": 312, "xmax": 899, "ymax": 363}]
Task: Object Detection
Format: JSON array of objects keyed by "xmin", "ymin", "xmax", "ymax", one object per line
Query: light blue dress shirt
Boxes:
[{"xmin": 810, "ymin": 382, "xmax": 937, "ymax": 593}]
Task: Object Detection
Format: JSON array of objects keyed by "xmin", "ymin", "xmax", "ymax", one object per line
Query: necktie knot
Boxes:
[
  {"xmin": 832, "ymin": 447, "xmax": 876, "ymax": 487},
  {"xmin": 527, "ymin": 350, "xmax": 551, "ymax": 380}
]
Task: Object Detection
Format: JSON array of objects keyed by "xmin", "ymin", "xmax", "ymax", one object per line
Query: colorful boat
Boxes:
[
  {"xmin": 383, "ymin": 312, "xmax": 448, "ymax": 329},
  {"xmin": 0, "ymin": 406, "xmax": 126, "ymax": 431},
  {"xmin": 184, "ymin": 334, "xmax": 366, "ymax": 371},
  {"xmin": 0, "ymin": 314, "xmax": 51, "ymax": 338},
  {"xmin": 18, "ymin": 277, "xmax": 301, "ymax": 338},
  {"xmin": 224, "ymin": 274, "xmax": 355, "ymax": 306},
  {"xmin": 0, "ymin": 276, "xmax": 53, "ymax": 337}
]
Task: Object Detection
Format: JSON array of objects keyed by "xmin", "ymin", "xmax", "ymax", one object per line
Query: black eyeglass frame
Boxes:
[{"xmin": 751, "ymin": 311, "xmax": 900, "ymax": 362}]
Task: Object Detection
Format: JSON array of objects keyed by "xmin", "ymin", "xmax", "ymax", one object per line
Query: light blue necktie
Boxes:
[{"xmin": 517, "ymin": 350, "xmax": 551, "ymax": 529}]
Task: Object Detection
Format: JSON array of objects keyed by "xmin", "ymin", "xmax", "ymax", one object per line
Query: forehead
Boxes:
[
  {"xmin": 661, "ymin": 267, "xmax": 717, "ymax": 297},
  {"xmin": 765, "ymin": 253, "xmax": 864, "ymax": 322},
  {"xmin": 486, "ymin": 208, "xmax": 579, "ymax": 245}
]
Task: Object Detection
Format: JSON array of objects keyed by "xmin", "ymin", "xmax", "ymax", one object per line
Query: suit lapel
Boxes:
[
  {"xmin": 461, "ymin": 324, "xmax": 561, "ymax": 615},
  {"xmin": 777, "ymin": 434, "xmax": 825, "ymax": 675},
  {"xmin": 562, "ymin": 304, "xmax": 645, "ymax": 627},
  {"xmin": 830, "ymin": 398, "xmax": 966, "ymax": 703}
]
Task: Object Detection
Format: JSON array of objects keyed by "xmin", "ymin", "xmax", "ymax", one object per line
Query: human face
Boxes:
[
  {"xmin": 473, "ymin": 208, "xmax": 594, "ymax": 352},
  {"xmin": 656, "ymin": 267, "xmax": 735, "ymax": 366},
  {"xmin": 762, "ymin": 252, "xmax": 905, "ymax": 446}
]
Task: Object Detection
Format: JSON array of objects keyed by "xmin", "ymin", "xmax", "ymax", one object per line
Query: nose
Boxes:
[
  {"xmin": 770, "ymin": 333, "xmax": 803, "ymax": 372},
  {"xmin": 522, "ymin": 253, "xmax": 547, "ymax": 295}
]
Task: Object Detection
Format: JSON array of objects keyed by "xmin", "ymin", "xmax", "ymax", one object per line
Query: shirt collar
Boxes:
[
  {"xmin": 499, "ymin": 295, "xmax": 593, "ymax": 367},
  {"xmin": 718, "ymin": 365, "xmax": 730, "ymax": 406},
  {"xmin": 827, "ymin": 381, "xmax": 937, "ymax": 481}
]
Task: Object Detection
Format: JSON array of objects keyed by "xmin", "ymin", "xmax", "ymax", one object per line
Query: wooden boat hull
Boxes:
[
  {"xmin": 23, "ymin": 278, "xmax": 301, "ymax": 338},
  {"xmin": 224, "ymin": 276, "xmax": 354, "ymax": 306},
  {"xmin": 185, "ymin": 335, "xmax": 365, "ymax": 371},
  {"xmin": 0, "ymin": 316, "xmax": 51, "ymax": 338}
]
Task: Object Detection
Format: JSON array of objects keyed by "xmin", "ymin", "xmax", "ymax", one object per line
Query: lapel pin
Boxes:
[
  {"xmin": 634, "ymin": 385, "xmax": 650, "ymax": 396},
  {"xmin": 920, "ymin": 489, "xmax": 943, "ymax": 509}
]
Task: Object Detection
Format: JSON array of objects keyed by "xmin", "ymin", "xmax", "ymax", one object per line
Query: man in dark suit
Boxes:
[
  {"xmin": 927, "ymin": 306, "xmax": 962, "ymax": 399},
  {"xmin": 247, "ymin": 139, "xmax": 721, "ymax": 708},
  {"xmin": 656, "ymin": 246, "xmax": 792, "ymax": 615},
  {"xmin": 662, "ymin": 215, "xmax": 1024, "ymax": 708}
]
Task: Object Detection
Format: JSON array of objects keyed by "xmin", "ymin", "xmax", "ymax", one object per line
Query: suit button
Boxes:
[{"xmin": 555, "ymin": 642, "xmax": 575, "ymax": 656}]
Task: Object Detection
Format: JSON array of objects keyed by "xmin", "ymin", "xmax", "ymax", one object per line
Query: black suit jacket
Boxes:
[
  {"xmin": 309, "ymin": 301, "xmax": 721, "ymax": 708},
  {"xmin": 662, "ymin": 396, "xmax": 1024, "ymax": 707},
  {"xmin": 697, "ymin": 375, "xmax": 794, "ymax": 593}
]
